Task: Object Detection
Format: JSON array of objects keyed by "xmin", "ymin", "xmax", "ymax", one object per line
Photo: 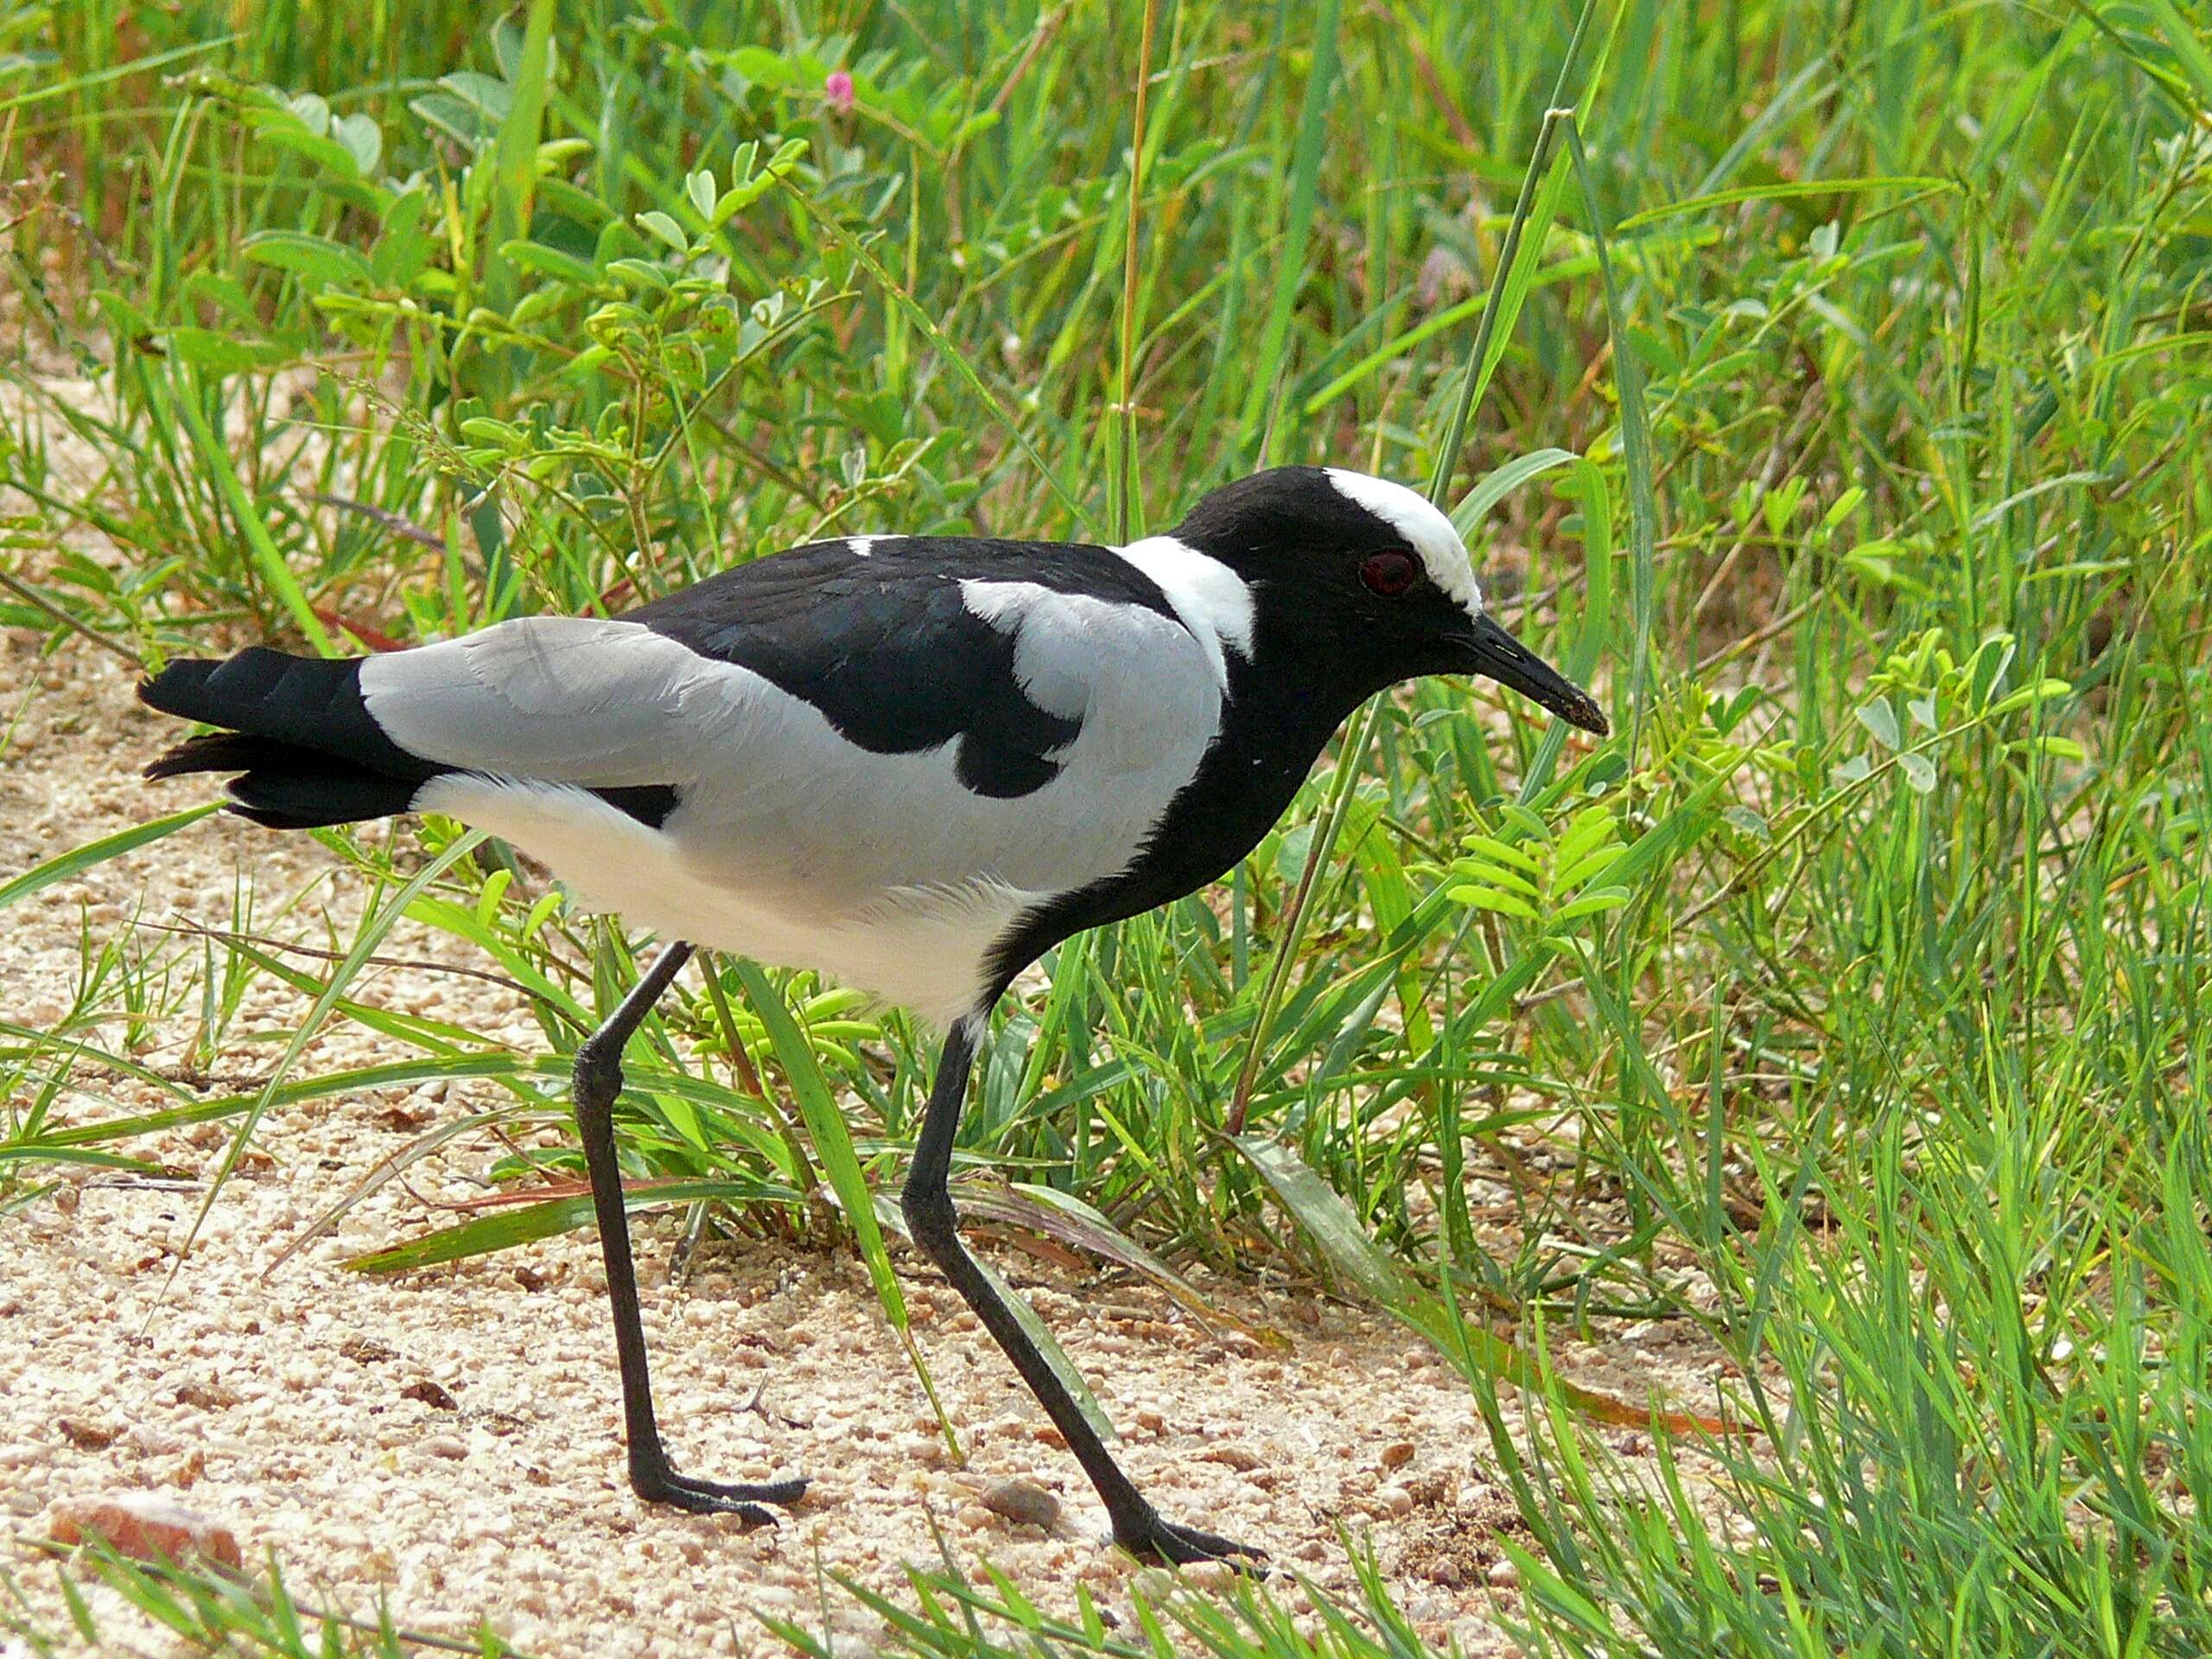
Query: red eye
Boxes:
[{"xmin": 1361, "ymin": 550, "xmax": 1417, "ymax": 597}]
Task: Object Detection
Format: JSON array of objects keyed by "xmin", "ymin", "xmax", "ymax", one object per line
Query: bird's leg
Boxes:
[
  {"xmin": 573, "ymin": 940, "xmax": 807, "ymax": 1522},
  {"xmin": 900, "ymin": 1015, "xmax": 1266, "ymax": 1569}
]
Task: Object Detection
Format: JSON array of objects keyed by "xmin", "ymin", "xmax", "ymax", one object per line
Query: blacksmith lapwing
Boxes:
[{"xmin": 139, "ymin": 465, "xmax": 1606, "ymax": 1566}]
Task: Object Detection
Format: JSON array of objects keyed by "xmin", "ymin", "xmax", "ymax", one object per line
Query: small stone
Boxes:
[
  {"xmin": 978, "ymin": 1478, "xmax": 1060, "ymax": 1530},
  {"xmin": 59, "ymin": 1419, "xmax": 120, "ymax": 1451},
  {"xmin": 421, "ymin": 1435, "xmax": 468, "ymax": 1460},
  {"xmin": 1134, "ymin": 1407, "xmax": 1166, "ymax": 1433},
  {"xmin": 1201, "ymin": 1443, "xmax": 1262, "ymax": 1471},
  {"xmin": 402, "ymin": 1379, "xmax": 459, "ymax": 1410},
  {"xmin": 1381, "ymin": 1484, "xmax": 1414, "ymax": 1517},
  {"xmin": 48, "ymin": 1493, "xmax": 244, "ymax": 1570},
  {"xmin": 1487, "ymin": 1558, "xmax": 1521, "ymax": 1587},
  {"xmin": 955, "ymin": 1502, "xmax": 995, "ymax": 1531},
  {"xmin": 1426, "ymin": 1559, "xmax": 1463, "ymax": 1586},
  {"xmin": 1379, "ymin": 1440, "xmax": 1416, "ymax": 1470}
]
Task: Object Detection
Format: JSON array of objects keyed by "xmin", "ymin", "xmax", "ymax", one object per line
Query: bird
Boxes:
[{"xmin": 137, "ymin": 464, "xmax": 1607, "ymax": 1567}]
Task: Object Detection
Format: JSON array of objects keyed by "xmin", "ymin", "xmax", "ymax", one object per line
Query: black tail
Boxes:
[{"xmin": 140, "ymin": 647, "xmax": 441, "ymax": 830}]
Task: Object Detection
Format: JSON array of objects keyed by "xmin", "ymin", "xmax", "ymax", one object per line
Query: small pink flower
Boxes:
[{"xmin": 825, "ymin": 71, "xmax": 855, "ymax": 114}]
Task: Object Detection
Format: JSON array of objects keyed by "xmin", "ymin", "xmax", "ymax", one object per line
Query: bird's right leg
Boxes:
[
  {"xmin": 573, "ymin": 940, "xmax": 807, "ymax": 1521},
  {"xmin": 900, "ymin": 1014, "xmax": 1266, "ymax": 1567}
]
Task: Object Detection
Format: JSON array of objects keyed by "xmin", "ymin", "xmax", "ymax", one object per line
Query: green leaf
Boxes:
[
  {"xmin": 685, "ymin": 168, "xmax": 715, "ymax": 219},
  {"xmin": 241, "ymin": 229, "xmax": 376, "ymax": 290},
  {"xmin": 334, "ymin": 111, "xmax": 382, "ymax": 177},
  {"xmin": 1462, "ymin": 833, "xmax": 1541, "ymax": 872},
  {"xmin": 972, "ymin": 1252, "xmax": 1116, "ymax": 1444},
  {"xmin": 1451, "ymin": 885, "xmax": 1541, "ymax": 921},
  {"xmin": 1552, "ymin": 887, "xmax": 1630, "ymax": 922},
  {"xmin": 0, "ymin": 1145, "xmax": 166, "ymax": 1173},
  {"xmin": 1453, "ymin": 857, "xmax": 1540, "ymax": 898},
  {"xmin": 1234, "ymin": 1134, "xmax": 1421, "ymax": 1308},
  {"xmin": 635, "ymin": 210, "xmax": 690, "ymax": 253},
  {"xmin": 499, "ymin": 238, "xmax": 600, "ymax": 286},
  {"xmin": 1554, "ymin": 844, "xmax": 1624, "ymax": 893},
  {"xmin": 1236, "ymin": 1135, "xmax": 1700, "ymax": 1432},
  {"xmin": 1855, "ymin": 698, "xmax": 1902, "ymax": 751}
]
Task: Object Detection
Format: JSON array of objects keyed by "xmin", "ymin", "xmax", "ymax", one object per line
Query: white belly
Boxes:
[{"xmin": 416, "ymin": 773, "xmax": 1043, "ymax": 1029}]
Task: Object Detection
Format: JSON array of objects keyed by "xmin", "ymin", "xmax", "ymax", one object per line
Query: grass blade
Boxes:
[
  {"xmin": 162, "ymin": 831, "xmax": 486, "ymax": 1283},
  {"xmin": 1236, "ymin": 1134, "xmax": 1724, "ymax": 1433},
  {"xmin": 0, "ymin": 804, "xmax": 219, "ymax": 914},
  {"xmin": 1236, "ymin": 0, "xmax": 1342, "ymax": 447}
]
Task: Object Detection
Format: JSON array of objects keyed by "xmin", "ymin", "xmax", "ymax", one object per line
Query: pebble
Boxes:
[
  {"xmin": 978, "ymin": 1478, "xmax": 1060, "ymax": 1530},
  {"xmin": 1487, "ymin": 1558, "xmax": 1521, "ymax": 1587},
  {"xmin": 48, "ymin": 1492, "xmax": 244, "ymax": 1569},
  {"xmin": 1379, "ymin": 1440, "xmax": 1415, "ymax": 1469},
  {"xmin": 1381, "ymin": 1484, "xmax": 1414, "ymax": 1517},
  {"xmin": 58, "ymin": 1418, "xmax": 121, "ymax": 1451}
]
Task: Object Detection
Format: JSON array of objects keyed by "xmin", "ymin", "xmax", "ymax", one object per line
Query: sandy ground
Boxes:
[{"xmin": 0, "ymin": 588, "xmax": 1732, "ymax": 1655}]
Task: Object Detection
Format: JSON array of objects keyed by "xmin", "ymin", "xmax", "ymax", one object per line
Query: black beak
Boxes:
[{"xmin": 1456, "ymin": 613, "xmax": 1609, "ymax": 735}]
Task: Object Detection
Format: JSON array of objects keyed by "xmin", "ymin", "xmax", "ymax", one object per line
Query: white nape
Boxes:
[{"xmin": 1110, "ymin": 534, "xmax": 1256, "ymax": 689}]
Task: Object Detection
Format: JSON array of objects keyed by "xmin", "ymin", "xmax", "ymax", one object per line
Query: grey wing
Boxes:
[
  {"xmin": 357, "ymin": 617, "xmax": 736, "ymax": 787},
  {"xmin": 358, "ymin": 594, "xmax": 1224, "ymax": 900}
]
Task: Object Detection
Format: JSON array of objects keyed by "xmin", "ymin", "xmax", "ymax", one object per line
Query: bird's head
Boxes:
[{"xmin": 1171, "ymin": 467, "xmax": 1609, "ymax": 736}]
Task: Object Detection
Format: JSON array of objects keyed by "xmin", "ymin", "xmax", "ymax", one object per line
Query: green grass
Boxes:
[
  {"xmin": 4, "ymin": 0, "xmax": 2210, "ymax": 1654},
  {"xmin": 4, "ymin": 1545, "xmax": 527, "ymax": 1656}
]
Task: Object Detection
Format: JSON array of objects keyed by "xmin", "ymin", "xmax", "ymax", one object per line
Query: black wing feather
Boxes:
[{"xmin": 628, "ymin": 537, "xmax": 1174, "ymax": 799}]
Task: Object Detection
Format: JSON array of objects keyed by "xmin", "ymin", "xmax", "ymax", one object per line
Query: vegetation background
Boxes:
[{"xmin": 3, "ymin": 0, "xmax": 2209, "ymax": 1653}]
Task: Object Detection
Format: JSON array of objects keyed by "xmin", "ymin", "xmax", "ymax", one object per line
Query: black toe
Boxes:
[
  {"xmin": 1116, "ymin": 1513, "xmax": 1269, "ymax": 1571},
  {"xmin": 632, "ymin": 1465, "xmax": 808, "ymax": 1525}
]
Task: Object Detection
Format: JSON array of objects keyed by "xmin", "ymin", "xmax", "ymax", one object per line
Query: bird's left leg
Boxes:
[{"xmin": 573, "ymin": 940, "xmax": 808, "ymax": 1521}]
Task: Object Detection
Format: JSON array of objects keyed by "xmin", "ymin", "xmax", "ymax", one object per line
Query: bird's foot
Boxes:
[
  {"xmin": 632, "ymin": 1461, "xmax": 809, "ymax": 1526},
  {"xmin": 1116, "ymin": 1511, "xmax": 1268, "ymax": 1572}
]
